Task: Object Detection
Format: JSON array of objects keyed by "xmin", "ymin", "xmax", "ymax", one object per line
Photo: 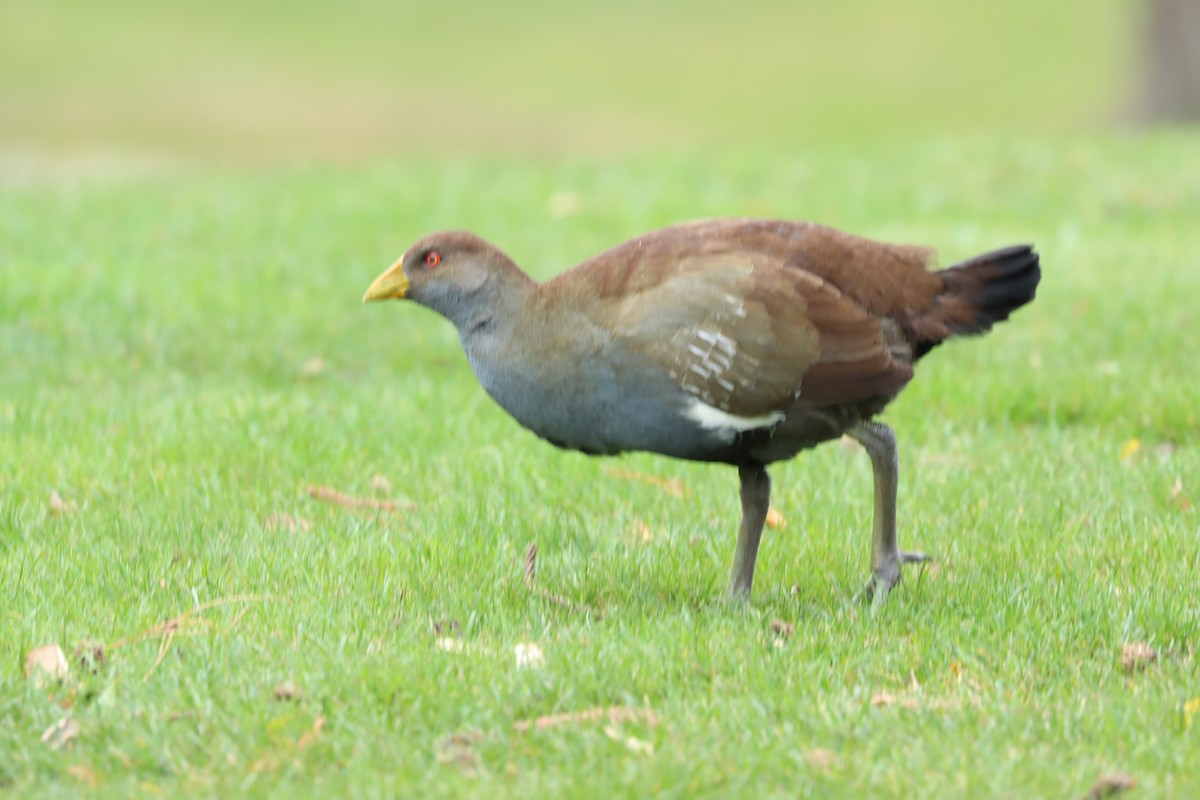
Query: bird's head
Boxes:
[{"xmin": 363, "ymin": 231, "xmax": 532, "ymax": 328}]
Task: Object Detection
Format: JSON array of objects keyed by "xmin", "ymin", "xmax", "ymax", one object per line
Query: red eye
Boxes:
[{"xmin": 424, "ymin": 250, "xmax": 442, "ymax": 267}]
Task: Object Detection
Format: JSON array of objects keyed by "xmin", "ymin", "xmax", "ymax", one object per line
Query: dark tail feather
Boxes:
[
  {"xmin": 939, "ymin": 244, "xmax": 1041, "ymax": 333},
  {"xmin": 911, "ymin": 245, "xmax": 1041, "ymax": 359}
]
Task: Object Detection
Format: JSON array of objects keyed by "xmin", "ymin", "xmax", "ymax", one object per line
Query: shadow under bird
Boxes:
[{"xmin": 363, "ymin": 219, "xmax": 1040, "ymax": 605}]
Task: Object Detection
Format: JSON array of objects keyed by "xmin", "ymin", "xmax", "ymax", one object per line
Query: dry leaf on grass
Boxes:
[
  {"xmin": 768, "ymin": 619, "xmax": 794, "ymax": 638},
  {"xmin": 1081, "ymin": 772, "xmax": 1136, "ymax": 800},
  {"xmin": 67, "ymin": 763, "xmax": 99, "ymax": 788},
  {"xmin": 604, "ymin": 725, "xmax": 654, "ymax": 755},
  {"xmin": 247, "ymin": 716, "xmax": 324, "ymax": 774},
  {"xmin": 804, "ymin": 748, "xmax": 838, "ymax": 771},
  {"xmin": 514, "ymin": 706, "xmax": 660, "ymax": 733},
  {"xmin": 870, "ymin": 691, "xmax": 918, "ymax": 710},
  {"xmin": 1183, "ymin": 697, "xmax": 1200, "ymax": 730},
  {"xmin": 48, "ymin": 490, "xmax": 67, "ymax": 515},
  {"xmin": 48, "ymin": 490, "xmax": 77, "ymax": 516},
  {"xmin": 298, "ymin": 357, "xmax": 326, "ymax": 377},
  {"xmin": 370, "ymin": 474, "xmax": 392, "ymax": 492},
  {"xmin": 437, "ymin": 730, "xmax": 483, "ymax": 772},
  {"xmin": 25, "ymin": 644, "xmax": 69, "ymax": 685},
  {"xmin": 40, "ymin": 717, "xmax": 81, "ymax": 750},
  {"xmin": 628, "ymin": 519, "xmax": 655, "ymax": 545},
  {"xmin": 1170, "ymin": 477, "xmax": 1192, "ymax": 510},
  {"xmin": 765, "ymin": 508, "xmax": 788, "ymax": 529},
  {"xmin": 263, "ymin": 513, "xmax": 312, "ymax": 533},
  {"xmin": 273, "ymin": 681, "xmax": 302, "ymax": 702},
  {"xmin": 1121, "ymin": 642, "xmax": 1157, "ymax": 673},
  {"xmin": 602, "ymin": 466, "xmax": 688, "ymax": 498},
  {"xmin": 307, "ymin": 484, "xmax": 413, "ymax": 515},
  {"xmin": 163, "ymin": 710, "xmax": 202, "ymax": 723},
  {"xmin": 297, "ymin": 716, "xmax": 324, "ymax": 750}
]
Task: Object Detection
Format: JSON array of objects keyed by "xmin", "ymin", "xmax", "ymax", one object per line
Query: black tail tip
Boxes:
[{"xmin": 944, "ymin": 244, "xmax": 1041, "ymax": 328}]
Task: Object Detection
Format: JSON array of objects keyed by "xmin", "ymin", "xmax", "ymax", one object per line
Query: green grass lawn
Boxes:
[
  {"xmin": 2, "ymin": 135, "xmax": 1198, "ymax": 797},
  {"xmin": 1, "ymin": 0, "xmax": 1131, "ymax": 158}
]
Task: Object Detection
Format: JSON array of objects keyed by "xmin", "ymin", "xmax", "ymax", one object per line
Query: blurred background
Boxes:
[{"xmin": 2, "ymin": 0, "xmax": 1194, "ymax": 170}]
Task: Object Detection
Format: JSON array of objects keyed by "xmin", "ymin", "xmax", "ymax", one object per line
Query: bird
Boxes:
[{"xmin": 363, "ymin": 219, "xmax": 1040, "ymax": 605}]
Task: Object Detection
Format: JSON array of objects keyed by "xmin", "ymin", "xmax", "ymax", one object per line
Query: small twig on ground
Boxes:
[
  {"xmin": 1080, "ymin": 773, "xmax": 1136, "ymax": 800},
  {"xmin": 602, "ymin": 466, "xmax": 688, "ymax": 498},
  {"xmin": 143, "ymin": 625, "xmax": 177, "ymax": 682},
  {"xmin": 109, "ymin": 594, "xmax": 285, "ymax": 652},
  {"xmin": 307, "ymin": 484, "xmax": 414, "ymax": 514},
  {"xmin": 524, "ymin": 542, "xmax": 537, "ymax": 589},
  {"xmin": 104, "ymin": 594, "xmax": 285, "ymax": 682},
  {"xmin": 522, "ymin": 542, "xmax": 593, "ymax": 614},
  {"xmin": 107, "ymin": 614, "xmax": 207, "ymax": 652},
  {"xmin": 513, "ymin": 706, "xmax": 660, "ymax": 732}
]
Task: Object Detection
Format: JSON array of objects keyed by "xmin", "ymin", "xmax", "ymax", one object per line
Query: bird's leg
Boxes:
[
  {"xmin": 847, "ymin": 422, "xmax": 929, "ymax": 607},
  {"xmin": 727, "ymin": 463, "xmax": 771, "ymax": 601}
]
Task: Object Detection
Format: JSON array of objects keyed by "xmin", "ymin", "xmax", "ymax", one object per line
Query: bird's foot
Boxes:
[
  {"xmin": 725, "ymin": 583, "xmax": 753, "ymax": 604},
  {"xmin": 856, "ymin": 551, "xmax": 930, "ymax": 610}
]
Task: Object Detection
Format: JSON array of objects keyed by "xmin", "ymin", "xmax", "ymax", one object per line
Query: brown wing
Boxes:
[
  {"xmin": 606, "ymin": 253, "xmax": 913, "ymax": 416},
  {"xmin": 569, "ymin": 218, "xmax": 943, "ymax": 319}
]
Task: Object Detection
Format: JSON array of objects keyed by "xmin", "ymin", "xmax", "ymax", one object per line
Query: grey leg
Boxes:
[
  {"xmin": 727, "ymin": 463, "xmax": 771, "ymax": 601},
  {"xmin": 847, "ymin": 422, "xmax": 929, "ymax": 607}
]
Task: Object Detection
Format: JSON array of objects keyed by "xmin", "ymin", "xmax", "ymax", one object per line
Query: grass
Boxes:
[
  {"xmin": 1, "ymin": 0, "xmax": 1133, "ymax": 157},
  {"xmin": 1, "ymin": 133, "xmax": 1198, "ymax": 797}
]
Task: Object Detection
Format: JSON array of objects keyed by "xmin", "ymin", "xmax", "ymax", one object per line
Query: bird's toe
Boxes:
[{"xmin": 856, "ymin": 551, "xmax": 931, "ymax": 608}]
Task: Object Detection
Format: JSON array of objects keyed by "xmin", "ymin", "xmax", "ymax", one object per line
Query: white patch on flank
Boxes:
[
  {"xmin": 683, "ymin": 399, "xmax": 784, "ymax": 435},
  {"xmin": 722, "ymin": 293, "xmax": 748, "ymax": 318},
  {"xmin": 679, "ymin": 328, "xmax": 740, "ymax": 392}
]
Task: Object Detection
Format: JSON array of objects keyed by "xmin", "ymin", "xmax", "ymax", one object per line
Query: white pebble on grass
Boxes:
[{"xmin": 514, "ymin": 642, "xmax": 544, "ymax": 669}]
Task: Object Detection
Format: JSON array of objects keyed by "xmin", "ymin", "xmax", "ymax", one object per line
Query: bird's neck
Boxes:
[
  {"xmin": 427, "ymin": 263, "xmax": 529, "ymax": 336},
  {"xmin": 454, "ymin": 269, "xmax": 537, "ymax": 357}
]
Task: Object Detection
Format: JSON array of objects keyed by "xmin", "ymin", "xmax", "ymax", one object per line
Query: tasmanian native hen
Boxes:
[{"xmin": 363, "ymin": 219, "xmax": 1040, "ymax": 605}]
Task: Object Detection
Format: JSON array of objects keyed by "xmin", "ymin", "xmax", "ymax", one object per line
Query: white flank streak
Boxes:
[{"xmin": 684, "ymin": 399, "xmax": 784, "ymax": 433}]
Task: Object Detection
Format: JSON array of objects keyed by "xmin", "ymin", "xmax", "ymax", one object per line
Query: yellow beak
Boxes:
[{"xmin": 362, "ymin": 258, "xmax": 409, "ymax": 302}]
